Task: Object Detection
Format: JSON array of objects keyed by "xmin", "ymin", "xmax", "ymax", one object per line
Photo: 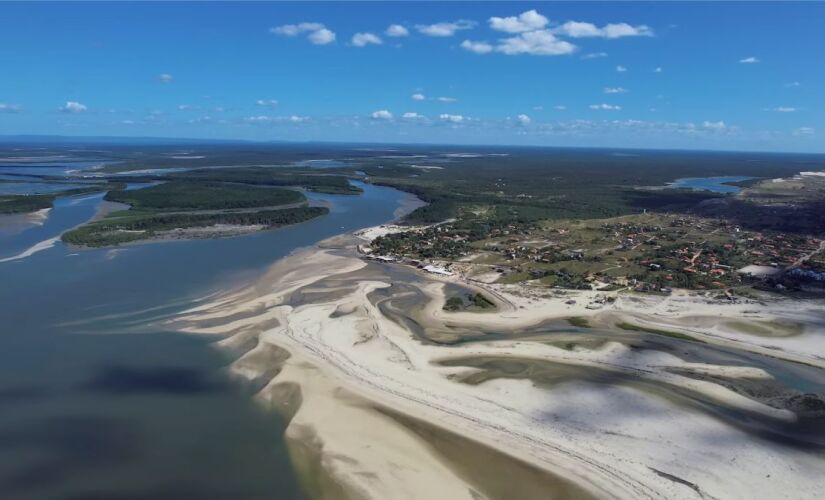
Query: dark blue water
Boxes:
[
  {"xmin": 0, "ymin": 181, "xmax": 415, "ymax": 499},
  {"xmin": 667, "ymin": 176, "xmax": 755, "ymax": 193}
]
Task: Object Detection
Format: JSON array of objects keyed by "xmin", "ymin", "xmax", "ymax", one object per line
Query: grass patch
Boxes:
[
  {"xmin": 566, "ymin": 316, "xmax": 591, "ymax": 328},
  {"xmin": 615, "ymin": 321, "xmax": 705, "ymax": 343}
]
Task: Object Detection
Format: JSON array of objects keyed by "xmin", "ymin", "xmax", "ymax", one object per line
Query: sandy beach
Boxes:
[{"xmin": 171, "ymin": 228, "xmax": 825, "ymax": 500}]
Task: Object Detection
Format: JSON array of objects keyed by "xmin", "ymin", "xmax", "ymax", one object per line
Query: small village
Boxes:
[{"xmin": 361, "ymin": 213, "xmax": 824, "ymax": 295}]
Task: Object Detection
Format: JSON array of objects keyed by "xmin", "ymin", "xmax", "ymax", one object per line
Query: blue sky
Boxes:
[{"xmin": 1, "ymin": 1, "xmax": 823, "ymax": 152}]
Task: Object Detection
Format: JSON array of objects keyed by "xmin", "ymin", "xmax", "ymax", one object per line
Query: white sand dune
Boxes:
[{"xmin": 171, "ymin": 232, "xmax": 825, "ymax": 500}]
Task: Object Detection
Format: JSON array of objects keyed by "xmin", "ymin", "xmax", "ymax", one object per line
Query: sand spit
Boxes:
[{"xmin": 171, "ymin": 232, "xmax": 825, "ymax": 500}]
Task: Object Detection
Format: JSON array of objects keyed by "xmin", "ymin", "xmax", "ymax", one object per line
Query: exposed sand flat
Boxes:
[
  {"xmin": 0, "ymin": 207, "xmax": 50, "ymax": 235},
  {"xmin": 171, "ymin": 234, "xmax": 825, "ymax": 500},
  {"xmin": 0, "ymin": 235, "xmax": 60, "ymax": 263}
]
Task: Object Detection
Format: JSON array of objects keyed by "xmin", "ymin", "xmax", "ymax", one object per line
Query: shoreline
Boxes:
[{"xmin": 170, "ymin": 219, "xmax": 825, "ymax": 500}]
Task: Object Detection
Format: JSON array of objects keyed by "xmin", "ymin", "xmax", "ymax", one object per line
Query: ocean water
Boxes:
[{"xmin": 0, "ymin": 181, "xmax": 413, "ymax": 499}]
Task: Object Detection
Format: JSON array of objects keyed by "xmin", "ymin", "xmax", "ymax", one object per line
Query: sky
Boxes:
[{"xmin": 0, "ymin": 1, "xmax": 823, "ymax": 152}]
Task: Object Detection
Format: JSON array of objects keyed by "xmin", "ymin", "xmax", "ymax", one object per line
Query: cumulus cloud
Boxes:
[
  {"xmin": 352, "ymin": 32, "xmax": 382, "ymax": 47},
  {"xmin": 402, "ymin": 112, "xmax": 425, "ymax": 119},
  {"xmin": 0, "ymin": 103, "xmax": 22, "ymax": 113},
  {"xmin": 271, "ymin": 22, "xmax": 324, "ymax": 36},
  {"xmin": 158, "ymin": 73, "xmax": 174, "ymax": 83},
  {"xmin": 582, "ymin": 52, "xmax": 608, "ymax": 59},
  {"xmin": 616, "ymin": 65, "xmax": 627, "ymax": 72},
  {"xmin": 60, "ymin": 101, "xmax": 87, "ymax": 113},
  {"xmin": 497, "ymin": 30, "xmax": 577, "ymax": 56},
  {"xmin": 516, "ymin": 114, "xmax": 531, "ymax": 125},
  {"xmin": 272, "ymin": 22, "xmax": 336, "ymax": 45},
  {"xmin": 554, "ymin": 21, "xmax": 653, "ymax": 38},
  {"xmin": 177, "ymin": 104, "xmax": 198, "ymax": 111},
  {"xmin": 308, "ymin": 28, "xmax": 336, "ymax": 45},
  {"xmin": 371, "ymin": 109, "xmax": 393, "ymax": 120},
  {"xmin": 554, "ymin": 105, "xmax": 567, "ymax": 110},
  {"xmin": 416, "ymin": 20, "xmax": 475, "ymax": 37},
  {"xmin": 604, "ymin": 87, "xmax": 628, "ymax": 94},
  {"xmin": 590, "ymin": 103, "xmax": 622, "ymax": 111},
  {"xmin": 385, "ymin": 24, "xmax": 409, "ymax": 37},
  {"xmin": 461, "ymin": 40, "xmax": 494, "ymax": 54},
  {"xmin": 436, "ymin": 96, "xmax": 456, "ymax": 103},
  {"xmin": 439, "ymin": 113, "xmax": 464, "ymax": 123},
  {"xmin": 489, "ymin": 10, "xmax": 549, "ymax": 33},
  {"xmin": 411, "ymin": 93, "xmax": 426, "ymax": 101},
  {"xmin": 256, "ymin": 99, "xmax": 279, "ymax": 107},
  {"xmin": 772, "ymin": 106, "xmax": 797, "ymax": 112},
  {"xmin": 739, "ymin": 56, "xmax": 759, "ymax": 64}
]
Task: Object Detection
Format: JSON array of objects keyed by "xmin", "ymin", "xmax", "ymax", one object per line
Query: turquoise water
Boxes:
[
  {"xmin": 0, "ymin": 181, "xmax": 414, "ymax": 499},
  {"xmin": 667, "ymin": 176, "xmax": 755, "ymax": 193}
]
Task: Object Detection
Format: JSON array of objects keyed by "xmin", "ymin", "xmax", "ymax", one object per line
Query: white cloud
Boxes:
[
  {"xmin": 739, "ymin": 56, "xmax": 759, "ymax": 64},
  {"xmin": 654, "ymin": 67, "xmax": 663, "ymax": 73},
  {"xmin": 554, "ymin": 105, "xmax": 567, "ymax": 111},
  {"xmin": 582, "ymin": 52, "xmax": 608, "ymax": 60},
  {"xmin": 439, "ymin": 113, "xmax": 464, "ymax": 123},
  {"xmin": 271, "ymin": 22, "xmax": 324, "ymax": 36},
  {"xmin": 590, "ymin": 103, "xmax": 622, "ymax": 111},
  {"xmin": 702, "ymin": 120, "xmax": 726, "ymax": 130},
  {"xmin": 461, "ymin": 40, "xmax": 494, "ymax": 54},
  {"xmin": 371, "ymin": 109, "xmax": 393, "ymax": 120},
  {"xmin": 120, "ymin": 120, "xmax": 135, "ymax": 125},
  {"xmin": 60, "ymin": 101, "xmax": 87, "ymax": 113},
  {"xmin": 516, "ymin": 114, "xmax": 531, "ymax": 125},
  {"xmin": 402, "ymin": 112, "xmax": 425, "ymax": 119},
  {"xmin": 352, "ymin": 32, "xmax": 382, "ymax": 47},
  {"xmin": 489, "ymin": 10, "xmax": 549, "ymax": 33},
  {"xmin": 411, "ymin": 93, "xmax": 426, "ymax": 101},
  {"xmin": 272, "ymin": 22, "xmax": 336, "ymax": 45},
  {"xmin": 256, "ymin": 99, "xmax": 279, "ymax": 107},
  {"xmin": 308, "ymin": 28, "xmax": 336, "ymax": 45},
  {"xmin": 177, "ymin": 104, "xmax": 197, "ymax": 111},
  {"xmin": 772, "ymin": 106, "xmax": 797, "ymax": 113},
  {"xmin": 616, "ymin": 65, "xmax": 627, "ymax": 72},
  {"xmin": 604, "ymin": 87, "xmax": 628, "ymax": 94},
  {"xmin": 497, "ymin": 30, "xmax": 577, "ymax": 56},
  {"xmin": 533, "ymin": 105, "xmax": 543, "ymax": 111},
  {"xmin": 793, "ymin": 127, "xmax": 814, "ymax": 136},
  {"xmin": 158, "ymin": 73, "xmax": 174, "ymax": 83},
  {"xmin": 436, "ymin": 96, "xmax": 457, "ymax": 103},
  {"xmin": 416, "ymin": 20, "xmax": 475, "ymax": 37},
  {"xmin": 385, "ymin": 24, "xmax": 409, "ymax": 37},
  {"xmin": 0, "ymin": 103, "xmax": 22, "ymax": 113},
  {"xmin": 245, "ymin": 115, "xmax": 308, "ymax": 124},
  {"xmin": 554, "ymin": 21, "xmax": 653, "ymax": 39}
]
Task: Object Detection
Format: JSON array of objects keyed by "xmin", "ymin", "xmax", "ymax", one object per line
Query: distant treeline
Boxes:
[
  {"xmin": 0, "ymin": 183, "xmax": 125, "ymax": 214},
  {"xmin": 62, "ymin": 206, "xmax": 328, "ymax": 247},
  {"xmin": 109, "ymin": 167, "xmax": 362, "ymax": 195},
  {"xmin": 105, "ymin": 181, "xmax": 305, "ymax": 210}
]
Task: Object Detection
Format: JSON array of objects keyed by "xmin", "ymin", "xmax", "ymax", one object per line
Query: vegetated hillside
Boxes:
[{"xmin": 105, "ymin": 181, "xmax": 305, "ymax": 210}]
